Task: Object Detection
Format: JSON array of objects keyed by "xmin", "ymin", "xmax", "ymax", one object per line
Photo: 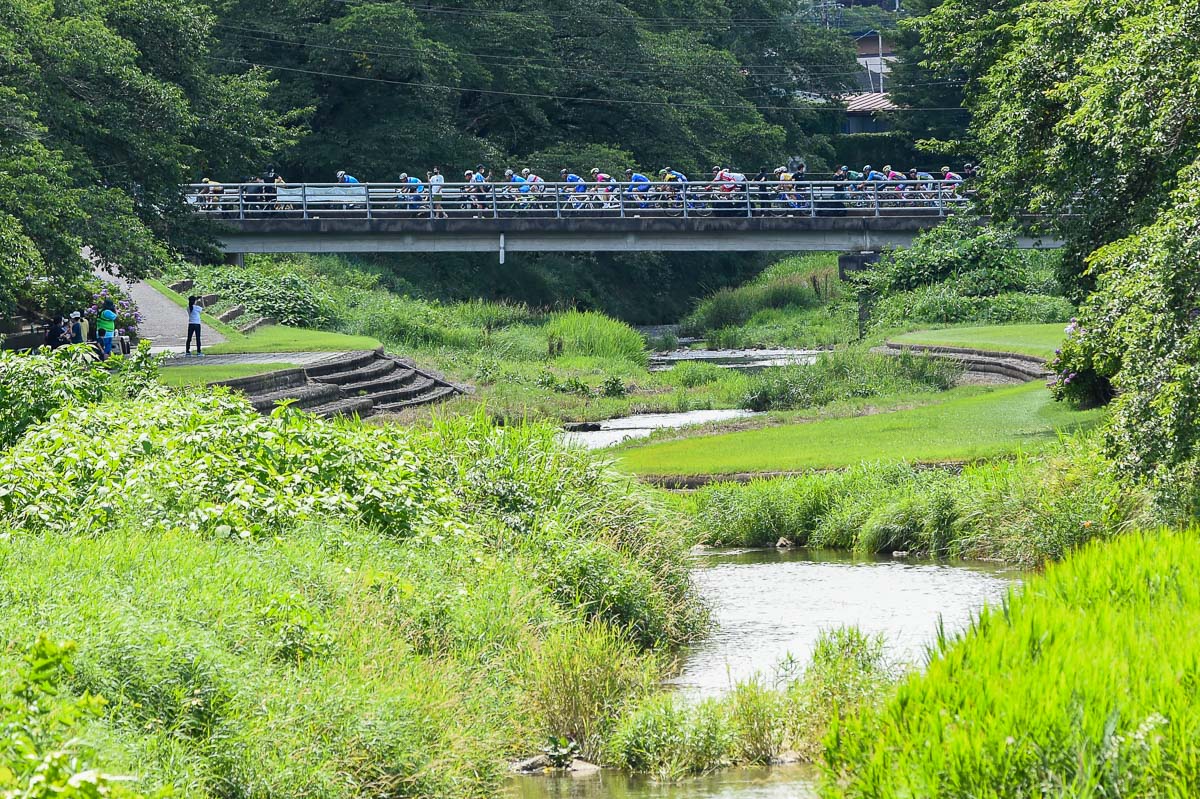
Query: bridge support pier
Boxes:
[
  {"xmin": 837, "ymin": 251, "xmax": 880, "ymax": 281},
  {"xmin": 223, "ymin": 252, "xmax": 245, "ymax": 268}
]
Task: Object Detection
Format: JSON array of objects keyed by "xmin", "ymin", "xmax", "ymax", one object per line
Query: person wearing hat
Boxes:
[{"xmin": 69, "ymin": 311, "xmax": 85, "ymax": 345}]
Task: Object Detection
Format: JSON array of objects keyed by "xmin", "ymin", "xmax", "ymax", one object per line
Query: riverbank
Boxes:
[{"xmin": 0, "ymin": 350, "xmax": 704, "ymax": 798}]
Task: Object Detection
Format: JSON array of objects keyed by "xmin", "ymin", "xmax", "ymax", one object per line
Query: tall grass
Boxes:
[
  {"xmin": 683, "ymin": 254, "xmax": 842, "ymax": 336},
  {"xmin": 683, "ymin": 435, "xmax": 1153, "ymax": 564},
  {"xmin": 824, "ymin": 531, "xmax": 1200, "ymax": 797},
  {"xmin": 739, "ymin": 350, "xmax": 960, "ymax": 412},
  {"xmin": 0, "ymin": 360, "xmax": 704, "ymax": 798},
  {"xmin": 605, "ymin": 626, "xmax": 892, "ymax": 779},
  {"xmin": 545, "ymin": 310, "xmax": 649, "ymax": 367}
]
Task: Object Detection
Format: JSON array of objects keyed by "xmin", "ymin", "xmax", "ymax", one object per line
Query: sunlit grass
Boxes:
[{"xmin": 889, "ymin": 323, "xmax": 1066, "ymax": 358}]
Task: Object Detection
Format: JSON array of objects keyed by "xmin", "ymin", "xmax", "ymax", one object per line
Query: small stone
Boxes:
[
  {"xmin": 892, "ymin": 550, "xmax": 910, "ymax": 558},
  {"xmin": 775, "ymin": 537, "xmax": 794, "ymax": 549}
]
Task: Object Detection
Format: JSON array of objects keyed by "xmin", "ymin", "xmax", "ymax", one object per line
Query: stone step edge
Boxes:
[
  {"xmin": 883, "ymin": 341, "xmax": 1048, "ymax": 365},
  {"xmin": 873, "ymin": 346, "xmax": 1047, "ymax": 382},
  {"xmin": 238, "ymin": 316, "xmax": 276, "ymax": 334},
  {"xmin": 217, "ymin": 305, "xmax": 245, "ymax": 323}
]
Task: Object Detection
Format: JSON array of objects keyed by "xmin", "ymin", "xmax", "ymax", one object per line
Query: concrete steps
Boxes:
[
  {"xmin": 214, "ymin": 350, "xmax": 462, "ymax": 420},
  {"xmin": 878, "ymin": 342, "xmax": 1051, "ymax": 383}
]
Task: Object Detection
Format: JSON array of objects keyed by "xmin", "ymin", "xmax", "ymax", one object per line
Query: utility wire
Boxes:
[{"xmin": 211, "ymin": 55, "xmax": 971, "ymax": 112}]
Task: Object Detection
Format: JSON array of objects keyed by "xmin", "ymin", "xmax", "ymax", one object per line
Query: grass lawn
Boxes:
[
  {"xmin": 617, "ymin": 381, "xmax": 1103, "ymax": 476},
  {"xmin": 889, "ymin": 323, "xmax": 1067, "ymax": 359},
  {"xmin": 206, "ymin": 326, "xmax": 380, "ymax": 354},
  {"xmin": 158, "ymin": 362, "xmax": 297, "ymax": 387},
  {"xmin": 146, "ymin": 278, "xmax": 243, "ymax": 338}
]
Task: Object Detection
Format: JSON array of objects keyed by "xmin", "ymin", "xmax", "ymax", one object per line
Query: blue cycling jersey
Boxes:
[
  {"xmin": 511, "ymin": 175, "xmax": 530, "ymax": 193},
  {"xmin": 665, "ymin": 170, "xmax": 687, "ymax": 182},
  {"xmin": 865, "ymin": 171, "xmax": 887, "ymax": 182},
  {"xmin": 340, "ymin": 175, "xmax": 359, "ymax": 184},
  {"xmin": 564, "ymin": 173, "xmax": 586, "ymax": 192},
  {"xmin": 627, "ymin": 173, "xmax": 650, "ymax": 189},
  {"xmin": 405, "ymin": 176, "xmax": 423, "ymax": 192}
]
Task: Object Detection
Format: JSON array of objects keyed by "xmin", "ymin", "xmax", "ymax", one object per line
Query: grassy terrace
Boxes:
[
  {"xmin": 618, "ymin": 382, "xmax": 1103, "ymax": 476},
  {"xmin": 158, "ymin": 362, "xmax": 297, "ymax": 387},
  {"xmin": 889, "ymin": 323, "xmax": 1066, "ymax": 359}
]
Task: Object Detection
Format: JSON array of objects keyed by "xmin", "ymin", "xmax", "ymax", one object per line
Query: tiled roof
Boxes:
[{"xmin": 843, "ymin": 92, "xmax": 900, "ymax": 113}]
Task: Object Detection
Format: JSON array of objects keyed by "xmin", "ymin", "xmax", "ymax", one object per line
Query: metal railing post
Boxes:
[
  {"xmin": 365, "ymin": 185, "xmax": 372, "ymax": 220},
  {"xmin": 745, "ymin": 184, "xmax": 752, "ymax": 218},
  {"xmin": 619, "ymin": 184, "xmax": 625, "ymax": 218},
  {"xmin": 301, "ymin": 184, "xmax": 308, "ymax": 219},
  {"xmin": 811, "ymin": 183, "xmax": 817, "ymax": 218},
  {"xmin": 555, "ymin": 185, "xmax": 562, "ymax": 218},
  {"xmin": 239, "ymin": 184, "xmax": 246, "ymax": 220},
  {"xmin": 682, "ymin": 184, "xmax": 689, "ymax": 218},
  {"xmin": 872, "ymin": 184, "xmax": 880, "ymax": 217},
  {"xmin": 491, "ymin": 186, "xmax": 498, "ymax": 219}
]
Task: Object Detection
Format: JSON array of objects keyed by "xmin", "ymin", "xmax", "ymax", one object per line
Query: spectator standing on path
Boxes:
[
  {"xmin": 44, "ymin": 315, "xmax": 67, "ymax": 349},
  {"xmin": 96, "ymin": 300, "xmax": 117, "ymax": 359},
  {"xmin": 186, "ymin": 295, "xmax": 205, "ymax": 356},
  {"xmin": 429, "ymin": 167, "xmax": 446, "ymax": 218}
]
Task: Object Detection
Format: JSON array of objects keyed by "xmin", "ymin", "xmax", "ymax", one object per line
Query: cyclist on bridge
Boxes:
[
  {"xmin": 624, "ymin": 168, "xmax": 651, "ymax": 207},
  {"xmin": 336, "ymin": 170, "xmax": 359, "ymax": 183}
]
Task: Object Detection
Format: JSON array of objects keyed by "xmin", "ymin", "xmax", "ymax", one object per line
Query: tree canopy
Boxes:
[{"xmin": 0, "ymin": 0, "xmax": 291, "ymax": 310}]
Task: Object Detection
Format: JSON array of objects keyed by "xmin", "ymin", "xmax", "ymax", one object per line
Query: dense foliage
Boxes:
[
  {"xmin": 211, "ymin": 0, "xmax": 858, "ymax": 180},
  {"xmin": 0, "ymin": 0, "xmax": 290, "ymax": 312},
  {"xmin": 856, "ymin": 219, "xmax": 1072, "ymax": 328},
  {"xmin": 914, "ymin": 0, "xmax": 1200, "ymax": 292},
  {"xmin": 824, "ymin": 531, "xmax": 1200, "ymax": 797}
]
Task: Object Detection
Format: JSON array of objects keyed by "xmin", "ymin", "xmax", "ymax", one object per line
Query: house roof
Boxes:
[{"xmin": 843, "ymin": 92, "xmax": 900, "ymax": 113}]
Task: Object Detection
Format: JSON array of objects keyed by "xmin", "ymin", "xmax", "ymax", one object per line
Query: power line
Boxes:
[
  {"xmin": 214, "ymin": 28, "xmax": 874, "ymax": 82},
  {"xmin": 216, "ymin": 30, "xmax": 966, "ymax": 91},
  {"xmin": 210, "ymin": 55, "xmax": 971, "ymax": 112},
  {"xmin": 211, "ymin": 21, "xmax": 867, "ymax": 75}
]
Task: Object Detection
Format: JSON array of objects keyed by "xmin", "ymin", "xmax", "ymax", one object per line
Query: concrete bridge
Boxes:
[{"xmin": 189, "ymin": 182, "xmax": 1063, "ymax": 260}]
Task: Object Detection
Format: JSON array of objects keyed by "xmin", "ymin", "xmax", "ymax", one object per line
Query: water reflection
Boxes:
[
  {"xmin": 507, "ymin": 765, "xmax": 818, "ymax": 799},
  {"xmin": 560, "ymin": 410, "xmax": 757, "ymax": 449},
  {"xmin": 674, "ymin": 548, "xmax": 1018, "ymax": 695}
]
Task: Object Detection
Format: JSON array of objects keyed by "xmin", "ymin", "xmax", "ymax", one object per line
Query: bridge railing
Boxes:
[{"xmin": 184, "ymin": 180, "xmax": 971, "ymax": 221}]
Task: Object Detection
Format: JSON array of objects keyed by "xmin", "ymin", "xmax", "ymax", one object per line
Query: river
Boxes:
[{"xmin": 510, "ymin": 548, "xmax": 1017, "ymax": 799}]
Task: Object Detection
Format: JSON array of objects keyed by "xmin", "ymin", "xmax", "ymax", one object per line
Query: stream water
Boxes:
[
  {"xmin": 510, "ymin": 548, "xmax": 1018, "ymax": 799},
  {"xmin": 560, "ymin": 409, "xmax": 757, "ymax": 449},
  {"xmin": 648, "ymin": 349, "xmax": 822, "ymax": 372}
]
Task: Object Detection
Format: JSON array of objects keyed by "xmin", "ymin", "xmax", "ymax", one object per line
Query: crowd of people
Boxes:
[
  {"xmin": 42, "ymin": 299, "xmax": 122, "ymax": 359},
  {"xmin": 194, "ymin": 160, "xmax": 979, "ymax": 216}
]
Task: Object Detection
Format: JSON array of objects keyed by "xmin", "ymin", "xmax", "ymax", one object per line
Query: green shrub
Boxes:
[
  {"xmin": 545, "ymin": 311, "xmax": 648, "ymax": 367},
  {"xmin": 682, "ymin": 254, "xmax": 839, "ymax": 336},
  {"xmin": 823, "ymin": 532, "xmax": 1200, "ymax": 798},
  {"xmin": 873, "ymin": 286, "xmax": 1075, "ymax": 327},
  {"xmin": 665, "ymin": 361, "xmax": 728, "ymax": 388}
]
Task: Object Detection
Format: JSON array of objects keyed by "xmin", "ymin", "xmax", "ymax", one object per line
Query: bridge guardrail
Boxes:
[{"xmin": 184, "ymin": 180, "xmax": 971, "ymax": 222}]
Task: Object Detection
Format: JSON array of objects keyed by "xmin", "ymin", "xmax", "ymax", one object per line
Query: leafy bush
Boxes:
[
  {"xmin": 0, "ymin": 635, "xmax": 142, "ymax": 799},
  {"xmin": 1047, "ymin": 318, "xmax": 1115, "ymax": 409},
  {"xmin": 823, "ymin": 532, "xmax": 1200, "ymax": 798},
  {"xmin": 0, "ymin": 344, "xmax": 159, "ymax": 449},
  {"xmin": 545, "ymin": 311, "xmax": 648, "ymax": 367},
  {"xmin": 605, "ymin": 693, "xmax": 736, "ymax": 779},
  {"xmin": 740, "ymin": 351, "xmax": 960, "ymax": 412}
]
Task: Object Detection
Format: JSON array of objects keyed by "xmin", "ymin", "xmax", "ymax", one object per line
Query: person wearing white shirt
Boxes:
[{"xmin": 428, "ymin": 167, "xmax": 446, "ymax": 218}]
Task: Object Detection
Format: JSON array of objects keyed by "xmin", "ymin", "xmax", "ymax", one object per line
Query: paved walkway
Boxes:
[
  {"xmin": 160, "ymin": 352, "xmax": 349, "ymax": 367},
  {"xmin": 92, "ymin": 264, "xmax": 225, "ymax": 352}
]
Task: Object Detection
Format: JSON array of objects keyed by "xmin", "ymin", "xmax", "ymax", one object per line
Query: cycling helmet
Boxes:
[
  {"xmin": 712, "ymin": 166, "xmax": 722, "ymax": 173},
  {"xmin": 624, "ymin": 168, "xmax": 633, "ymax": 174},
  {"xmin": 521, "ymin": 168, "xmax": 530, "ymax": 176},
  {"xmin": 464, "ymin": 170, "xmax": 473, "ymax": 177},
  {"xmin": 773, "ymin": 166, "xmax": 786, "ymax": 175},
  {"xmin": 882, "ymin": 165, "xmax": 892, "ymax": 173},
  {"xmin": 940, "ymin": 166, "xmax": 951, "ymax": 173},
  {"xmin": 399, "ymin": 172, "xmax": 408, "ymax": 181},
  {"xmin": 590, "ymin": 168, "xmax": 600, "ymax": 175},
  {"xmin": 560, "ymin": 168, "xmax": 569, "ymax": 176},
  {"xmin": 659, "ymin": 168, "xmax": 670, "ymax": 174},
  {"xmin": 504, "ymin": 169, "xmax": 514, "ymax": 178},
  {"xmin": 839, "ymin": 165, "xmax": 848, "ymax": 171},
  {"xmin": 964, "ymin": 162, "xmax": 974, "ymax": 169},
  {"xmin": 476, "ymin": 164, "xmax": 486, "ymax": 172},
  {"xmin": 336, "ymin": 170, "xmax": 346, "ymax": 179},
  {"xmin": 863, "ymin": 165, "xmax": 872, "ymax": 172}
]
